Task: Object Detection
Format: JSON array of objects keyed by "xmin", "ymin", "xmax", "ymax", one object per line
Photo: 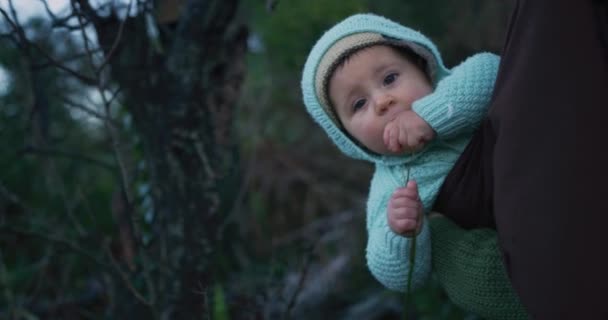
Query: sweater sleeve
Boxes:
[
  {"xmin": 366, "ymin": 216, "xmax": 432, "ymax": 292},
  {"xmin": 412, "ymin": 52, "xmax": 500, "ymax": 139},
  {"xmin": 365, "ymin": 163, "xmax": 446, "ymax": 292},
  {"xmin": 429, "ymin": 214, "xmax": 529, "ymax": 320}
]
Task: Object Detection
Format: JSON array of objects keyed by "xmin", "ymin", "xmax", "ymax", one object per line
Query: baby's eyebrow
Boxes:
[
  {"xmin": 372, "ymin": 63, "xmax": 392, "ymax": 76},
  {"xmin": 339, "ymin": 85, "xmax": 358, "ymax": 111}
]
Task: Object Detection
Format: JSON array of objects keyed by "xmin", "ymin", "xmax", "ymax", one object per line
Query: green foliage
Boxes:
[
  {"xmin": 246, "ymin": 0, "xmax": 367, "ymax": 72},
  {"xmin": 0, "ymin": 16, "xmax": 137, "ymax": 316},
  {"xmin": 213, "ymin": 284, "xmax": 229, "ymax": 320}
]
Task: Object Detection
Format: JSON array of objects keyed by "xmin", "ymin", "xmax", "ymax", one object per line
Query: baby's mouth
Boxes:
[{"xmin": 386, "ymin": 110, "xmax": 403, "ymax": 124}]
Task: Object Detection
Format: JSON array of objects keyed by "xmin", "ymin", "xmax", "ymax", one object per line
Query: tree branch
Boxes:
[
  {"xmin": 284, "ymin": 242, "xmax": 317, "ymax": 319},
  {"xmin": 97, "ymin": 0, "xmax": 133, "ymax": 72},
  {"xmin": 20, "ymin": 145, "xmax": 116, "ymax": 172},
  {"xmin": 1, "ymin": 225, "xmax": 111, "ymax": 269},
  {"xmin": 104, "ymin": 240, "xmax": 153, "ymax": 307},
  {"xmin": 62, "ymin": 95, "xmax": 120, "ymax": 126}
]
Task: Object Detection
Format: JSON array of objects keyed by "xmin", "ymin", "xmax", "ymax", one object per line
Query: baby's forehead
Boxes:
[{"xmin": 330, "ymin": 45, "xmax": 411, "ymax": 86}]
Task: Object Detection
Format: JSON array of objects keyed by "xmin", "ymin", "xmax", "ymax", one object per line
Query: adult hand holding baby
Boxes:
[{"xmin": 383, "ymin": 110, "xmax": 435, "ymax": 154}]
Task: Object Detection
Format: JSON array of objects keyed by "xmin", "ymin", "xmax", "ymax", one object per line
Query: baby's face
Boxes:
[{"xmin": 328, "ymin": 45, "xmax": 432, "ymax": 155}]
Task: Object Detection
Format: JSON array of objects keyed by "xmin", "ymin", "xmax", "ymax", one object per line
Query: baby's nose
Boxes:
[{"xmin": 374, "ymin": 94, "xmax": 394, "ymax": 114}]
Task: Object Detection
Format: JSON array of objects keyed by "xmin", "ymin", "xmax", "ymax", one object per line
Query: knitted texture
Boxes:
[
  {"xmin": 301, "ymin": 13, "xmax": 450, "ymax": 164},
  {"xmin": 413, "ymin": 53, "xmax": 500, "ymax": 139},
  {"xmin": 429, "ymin": 216, "xmax": 529, "ymax": 319},
  {"xmin": 314, "ymin": 32, "xmax": 442, "ymax": 127},
  {"xmin": 300, "ymin": 13, "xmax": 500, "ymax": 292},
  {"xmin": 315, "ymin": 32, "xmax": 385, "ymax": 124}
]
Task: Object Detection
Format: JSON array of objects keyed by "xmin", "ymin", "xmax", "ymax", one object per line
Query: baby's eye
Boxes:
[
  {"xmin": 383, "ymin": 73, "xmax": 398, "ymax": 86},
  {"xmin": 352, "ymin": 98, "xmax": 366, "ymax": 112}
]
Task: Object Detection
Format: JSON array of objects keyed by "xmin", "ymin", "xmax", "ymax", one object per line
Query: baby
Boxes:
[{"xmin": 301, "ymin": 13, "xmax": 499, "ymax": 291}]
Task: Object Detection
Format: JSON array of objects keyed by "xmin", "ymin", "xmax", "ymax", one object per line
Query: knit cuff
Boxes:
[
  {"xmin": 412, "ymin": 52, "xmax": 500, "ymax": 140},
  {"xmin": 412, "ymin": 92, "xmax": 468, "ymax": 138},
  {"xmin": 366, "ymin": 221, "xmax": 432, "ymax": 292}
]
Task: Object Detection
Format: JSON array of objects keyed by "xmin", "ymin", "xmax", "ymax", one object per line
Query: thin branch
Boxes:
[
  {"xmin": 104, "ymin": 240, "xmax": 153, "ymax": 306},
  {"xmin": 1, "ymin": 224, "xmax": 154, "ymax": 310},
  {"xmin": 74, "ymin": 0, "xmax": 100, "ymax": 23},
  {"xmin": 29, "ymin": 40, "xmax": 98, "ymax": 85},
  {"xmin": 40, "ymin": 1, "xmax": 90, "ymax": 31},
  {"xmin": 105, "ymin": 87, "xmax": 122, "ymax": 107},
  {"xmin": 98, "ymin": 0, "xmax": 133, "ymax": 72},
  {"xmin": 2, "ymin": 5, "xmax": 94, "ymax": 90},
  {"xmin": 62, "ymin": 95, "xmax": 120, "ymax": 126},
  {"xmin": 1, "ymin": 225, "xmax": 111, "ymax": 270},
  {"xmin": 38, "ymin": 0, "xmax": 59, "ymax": 21},
  {"xmin": 46, "ymin": 160, "xmax": 88, "ymax": 237},
  {"xmin": 7, "ymin": 0, "xmax": 21, "ymax": 31},
  {"xmin": 284, "ymin": 242, "xmax": 317, "ymax": 319},
  {"xmin": 1, "ymin": 13, "xmax": 98, "ymax": 85},
  {"xmin": 72, "ymin": 0, "xmax": 139, "ymax": 249},
  {"xmin": 73, "ymin": 0, "xmax": 102, "ymax": 81},
  {"xmin": 20, "ymin": 145, "xmax": 116, "ymax": 172},
  {"xmin": 0, "ymin": 8, "xmax": 24, "ymax": 50},
  {"xmin": 32, "ymin": 49, "xmax": 103, "ymax": 70}
]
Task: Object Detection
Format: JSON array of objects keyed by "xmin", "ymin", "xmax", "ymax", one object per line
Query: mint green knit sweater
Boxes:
[{"xmin": 301, "ymin": 13, "xmax": 525, "ymax": 317}]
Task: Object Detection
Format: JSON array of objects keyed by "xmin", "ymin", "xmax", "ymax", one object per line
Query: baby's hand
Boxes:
[
  {"xmin": 387, "ymin": 180, "xmax": 423, "ymax": 237},
  {"xmin": 383, "ymin": 110, "xmax": 435, "ymax": 154}
]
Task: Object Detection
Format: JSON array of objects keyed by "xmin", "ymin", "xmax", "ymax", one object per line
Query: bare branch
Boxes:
[
  {"xmin": 106, "ymin": 87, "xmax": 122, "ymax": 106},
  {"xmin": 0, "ymin": 8, "xmax": 99, "ymax": 86},
  {"xmin": 98, "ymin": 0, "xmax": 133, "ymax": 72},
  {"xmin": 72, "ymin": 1, "xmax": 104, "ymax": 84},
  {"xmin": 104, "ymin": 240, "xmax": 153, "ymax": 306},
  {"xmin": 62, "ymin": 95, "xmax": 120, "ymax": 126},
  {"xmin": 28, "ymin": 40, "xmax": 98, "ymax": 85},
  {"xmin": 7, "ymin": 0, "xmax": 21, "ymax": 30},
  {"xmin": 40, "ymin": 1, "xmax": 88, "ymax": 31},
  {"xmin": 0, "ymin": 31, "xmax": 19, "ymax": 48},
  {"xmin": 0, "ymin": 7, "xmax": 25, "ymax": 50},
  {"xmin": 20, "ymin": 145, "xmax": 116, "ymax": 172},
  {"xmin": 74, "ymin": 0, "xmax": 100, "ymax": 23},
  {"xmin": 32, "ymin": 48, "xmax": 103, "ymax": 69},
  {"xmin": 284, "ymin": 242, "xmax": 317, "ymax": 319},
  {"xmin": 38, "ymin": 0, "xmax": 59, "ymax": 21},
  {"xmin": 1, "ymin": 225, "xmax": 111, "ymax": 269}
]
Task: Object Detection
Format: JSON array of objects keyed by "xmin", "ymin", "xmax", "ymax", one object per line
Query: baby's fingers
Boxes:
[
  {"xmin": 383, "ymin": 124, "xmax": 401, "ymax": 153},
  {"xmin": 393, "ymin": 218, "xmax": 418, "ymax": 234},
  {"xmin": 389, "ymin": 205, "xmax": 421, "ymax": 220},
  {"xmin": 392, "ymin": 181, "xmax": 420, "ymax": 200}
]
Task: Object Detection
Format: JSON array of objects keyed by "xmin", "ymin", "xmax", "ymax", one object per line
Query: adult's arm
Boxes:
[{"xmin": 429, "ymin": 214, "xmax": 528, "ymax": 320}]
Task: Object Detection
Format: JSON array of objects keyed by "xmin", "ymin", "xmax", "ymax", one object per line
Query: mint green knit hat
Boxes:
[{"xmin": 301, "ymin": 13, "xmax": 450, "ymax": 164}]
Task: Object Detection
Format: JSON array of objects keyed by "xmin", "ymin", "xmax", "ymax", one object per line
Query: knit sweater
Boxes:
[
  {"xmin": 429, "ymin": 215, "xmax": 529, "ymax": 319},
  {"xmin": 302, "ymin": 13, "xmax": 500, "ymax": 292}
]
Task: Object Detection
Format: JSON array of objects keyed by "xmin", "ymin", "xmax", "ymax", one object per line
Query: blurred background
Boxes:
[{"xmin": 0, "ymin": 0, "xmax": 512, "ymax": 319}]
